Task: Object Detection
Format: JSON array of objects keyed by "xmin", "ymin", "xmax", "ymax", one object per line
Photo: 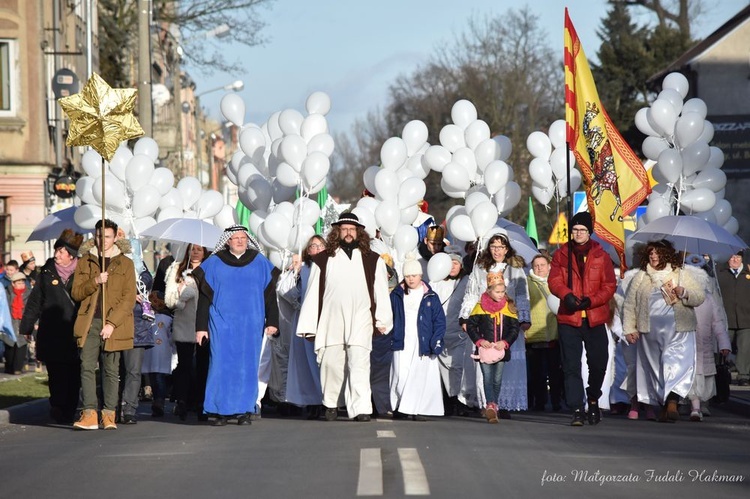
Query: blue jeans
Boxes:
[{"xmin": 480, "ymin": 361, "xmax": 506, "ymax": 405}]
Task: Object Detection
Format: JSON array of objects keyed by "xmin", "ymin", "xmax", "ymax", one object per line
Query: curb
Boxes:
[{"xmin": 0, "ymin": 398, "xmax": 48, "ymax": 425}]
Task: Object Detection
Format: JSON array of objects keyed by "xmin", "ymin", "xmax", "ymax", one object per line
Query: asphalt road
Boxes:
[{"xmin": 1, "ymin": 404, "xmax": 748, "ymax": 498}]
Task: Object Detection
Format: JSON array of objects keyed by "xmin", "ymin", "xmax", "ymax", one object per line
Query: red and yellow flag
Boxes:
[{"xmin": 564, "ymin": 8, "xmax": 650, "ymax": 272}]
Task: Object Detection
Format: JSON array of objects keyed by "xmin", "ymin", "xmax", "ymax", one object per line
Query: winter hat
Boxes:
[
  {"xmin": 10, "ymin": 272, "xmax": 27, "ymax": 282},
  {"xmin": 213, "ymin": 224, "xmax": 262, "ymax": 255},
  {"xmin": 684, "ymin": 253, "xmax": 707, "ymax": 268},
  {"xmin": 402, "ymin": 252, "xmax": 422, "ymax": 276},
  {"xmin": 570, "ymin": 212, "xmax": 593, "ymax": 234},
  {"xmin": 54, "ymin": 229, "xmax": 84, "ymax": 257},
  {"xmin": 448, "ymin": 252, "xmax": 463, "ymax": 265}
]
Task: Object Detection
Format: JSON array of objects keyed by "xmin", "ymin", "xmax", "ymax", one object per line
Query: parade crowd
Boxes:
[{"xmin": 0, "ymin": 210, "xmax": 747, "ymax": 429}]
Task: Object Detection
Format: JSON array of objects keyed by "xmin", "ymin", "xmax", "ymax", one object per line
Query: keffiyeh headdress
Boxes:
[{"xmin": 212, "ymin": 225, "xmax": 263, "ymax": 255}]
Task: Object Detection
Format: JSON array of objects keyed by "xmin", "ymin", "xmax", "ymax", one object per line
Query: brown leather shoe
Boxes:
[
  {"xmin": 73, "ymin": 409, "xmax": 99, "ymax": 430},
  {"xmin": 666, "ymin": 400, "xmax": 679, "ymax": 421},
  {"xmin": 101, "ymin": 409, "xmax": 117, "ymax": 430}
]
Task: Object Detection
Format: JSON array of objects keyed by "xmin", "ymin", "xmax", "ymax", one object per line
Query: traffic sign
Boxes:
[
  {"xmin": 548, "ymin": 213, "xmax": 569, "ymax": 245},
  {"xmin": 52, "ymin": 68, "xmax": 80, "ymax": 99}
]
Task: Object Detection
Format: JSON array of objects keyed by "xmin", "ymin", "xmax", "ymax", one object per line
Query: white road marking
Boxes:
[
  {"xmin": 101, "ymin": 452, "xmax": 193, "ymax": 458},
  {"xmin": 398, "ymin": 448, "xmax": 430, "ymax": 496},
  {"xmin": 357, "ymin": 448, "xmax": 383, "ymax": 496},
  {"xmin": 377, "ymin": 430, "xmax": 396, "ymax": 438}
]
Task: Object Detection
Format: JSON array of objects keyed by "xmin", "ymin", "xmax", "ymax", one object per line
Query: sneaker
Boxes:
[
  {"xmin": 627, "ymin": 409, "xmax": 639, "ymax": 420},
  {"xmin": 587, "ymin": 401, "xmax": 601, "ymax": 425},
  {"xmin": 212, "ymin": 416, "xmax": 228, "ymax": 426},
  {"xmin": 412, "ymin": 415, "xmax": 428, "ymax": 422},
  {"xmin": 571, "ymin": 409, "xmax": 585, "ymax": 426},
  {"xmin": 101, "ymin": 410, "xmax": 117, "ymax": 430},
  {"xmin": 324, "ymin": 407, "xmax": 338, "ymax": 421},
  {"xmin": 121, "ymin": 414, "xmax": 137, "ymax": 425},
  {"xmin": 355, "ymin": 414, "xmax": 371, "ymax": 422},
  {"xmin": 237, "ymin": 413, "xmax": 252, "ymax": 425},
  {"xmin": 690, "ymin": 410, "xmax": 703, "ymax": 422},
  {"xmin": 700, "ymin": 403, "xmax": 711, "ymax": 417},
  {"xmin": 73, "ymin": 409, "xmax": 99, "ymax": 430}
]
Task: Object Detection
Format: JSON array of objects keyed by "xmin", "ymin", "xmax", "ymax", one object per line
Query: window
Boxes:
[{"xmin": 0, "ymin": 39, "xmax": 18, "ymax": 115}]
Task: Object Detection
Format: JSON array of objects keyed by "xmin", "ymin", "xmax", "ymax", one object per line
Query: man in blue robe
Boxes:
[{"xmin": 193, "ymin": 225, "xmax": 280, "ymax": 426}]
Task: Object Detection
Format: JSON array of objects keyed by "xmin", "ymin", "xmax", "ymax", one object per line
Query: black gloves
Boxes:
[
  {"xmin": 563, "ymin": 293, "xmax": 579, "ymax": 311},
  {"xmin": 563, "ymin": 293, "xmax": 591, "ymax": 311}
]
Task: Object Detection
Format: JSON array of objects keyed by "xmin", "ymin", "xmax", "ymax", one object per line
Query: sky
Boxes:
[{"xmin": 189, "ymin": 0, "xmax": 749, "ymax": 136}]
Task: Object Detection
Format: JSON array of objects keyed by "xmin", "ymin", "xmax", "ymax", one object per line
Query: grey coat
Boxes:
[{"xmin": 717, "ymin": 264, "xmax": 750, "ymax": 329}]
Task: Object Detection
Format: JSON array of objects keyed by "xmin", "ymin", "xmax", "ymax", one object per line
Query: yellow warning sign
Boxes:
[{"xmin": 548, "ymin": 213, "xmax": 568, "ymax": 245}]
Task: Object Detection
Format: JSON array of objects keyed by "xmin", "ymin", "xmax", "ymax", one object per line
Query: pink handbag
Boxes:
[{"xmin": 475, "ymin": 314, "xmax": 505, "ymax": 364}]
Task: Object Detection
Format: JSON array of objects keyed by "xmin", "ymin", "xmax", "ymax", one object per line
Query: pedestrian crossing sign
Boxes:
[{"xmin": 548, "ymin": 213, "xmax": 568, "ymax": 245}]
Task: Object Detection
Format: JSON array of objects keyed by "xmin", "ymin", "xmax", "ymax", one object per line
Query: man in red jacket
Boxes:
[{"xmin": 548, "ymin": 212, "xmax": 616, "ymax": 427}]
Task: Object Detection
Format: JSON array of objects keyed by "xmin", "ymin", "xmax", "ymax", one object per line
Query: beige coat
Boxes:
[
  {"xmin": 71, "ymin": 238, "xmax": 136, "ymax": 351},
  {"xmin": 623, "ymin": 264, "xmax": 705, "ymax": 335}
]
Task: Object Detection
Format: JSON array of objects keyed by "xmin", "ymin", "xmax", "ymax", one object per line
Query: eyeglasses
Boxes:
[
  {"xmin": 489, "ymin": 245, "xmax": 508, "ymax": 251},
  {"xmin": 571, "ymin": 228, "xmax": 589, "ymax": 233},
  {"xmin": 308, "ymin": 243, "xmax": 325, "ymax": 250}
]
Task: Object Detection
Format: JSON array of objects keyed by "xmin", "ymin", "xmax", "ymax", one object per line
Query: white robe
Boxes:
[{"xmin": 390, "ymin": 287, "xmax": 444, "ymax": 416}]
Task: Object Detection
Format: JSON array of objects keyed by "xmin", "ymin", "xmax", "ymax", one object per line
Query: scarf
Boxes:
[
  {"xmin": 480, "ymin": 291, "xmax": 507, "ymax": 315},
  {"xmin": 646, "ymin": 263, "xmax": 673, "ymax": 287},
  {"xmin": 571, "ymin": 240, "xmax": 592, "ymax": 275},
  {"xmin": 11, "ymin": 287, "xmax": 25, "ymax": 319},
  {"xmin": 340, "ymin": 240, "xmax": 358, "ymax": 259},
  {"xmin": 55, "ymin": 258, "xmax": 77, "ymax": 284}
]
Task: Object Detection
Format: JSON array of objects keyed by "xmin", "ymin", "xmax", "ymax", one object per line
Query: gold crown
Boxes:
[
  {"xmin": 487, "ymin": 271, "xmax": 504, "ymax": 287},
  {"xmin": 426, "ymin": 226, "xmax": 445, "ymax": 242}
]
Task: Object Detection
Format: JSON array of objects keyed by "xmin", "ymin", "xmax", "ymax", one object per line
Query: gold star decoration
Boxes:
[{"xmin": 58, "ymin": 72, "xmax": 144, "ymax": 161}]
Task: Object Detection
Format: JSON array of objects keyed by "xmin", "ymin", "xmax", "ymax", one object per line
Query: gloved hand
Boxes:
[
  {"xmin": 520, "ymin": 322, "xmax": 531, "ymax": 331},
  {"xmin": 578, "ymin": 297, "xmax": 591, "ymax": 310},
  {"xmin": 563, "ymin": 293, "xmax": 579, "ymax": 311}
]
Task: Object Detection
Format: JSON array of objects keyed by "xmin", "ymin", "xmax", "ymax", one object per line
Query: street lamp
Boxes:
[{"xmin": 185, "ymin": 79, "xmax": 244, "ymax": 188}]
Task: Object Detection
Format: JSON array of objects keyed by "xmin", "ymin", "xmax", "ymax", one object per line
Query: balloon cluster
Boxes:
[
  {"xmin": 220, "ymin": 91, "xmax": 334, "ymax": 268},
  {"xmin": 526, "ymin": 119, "xmax": 582, "ymax": 206},
  {"xmin": 637, "ymin": 72, "xmax": 737, "ymax": 234},
  {"xmin": 73, "ymin": 137, "xmax": 236, "ymax": 236}
]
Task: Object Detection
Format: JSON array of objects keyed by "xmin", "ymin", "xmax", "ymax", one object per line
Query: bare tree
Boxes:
[
  {"xmin": 615, "ymin": 0, "xmax": 704, "ymax": 38},
  {"xmin": 99, "ymin": 0, "xmax": 271, "ymax": 86}
]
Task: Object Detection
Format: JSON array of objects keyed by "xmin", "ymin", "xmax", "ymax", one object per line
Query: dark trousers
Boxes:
[
  {"xmin": 46, "ymin": 360, "xmax": 81, "ymax": 419},
  {"xmin": 119, "ymin": 347, "xmax": 145, "ymax": 416},
  {"xmin": 3, "ymin": 343, "xmax": 28, "ymax": 373},
  {"xmin": 558, "ymin": 320, "xmax": 608, "ymax": 411},
  {"xmin": 526, "ymin": 343, "xmax": 564, "ymax": 410},
  {"xmin": 195, "ymin": 342, "xmax": 209, "ymax": 412},
  {"xmin": 174, "ymin": 342, "xmax": 197, "ymax": 407}
]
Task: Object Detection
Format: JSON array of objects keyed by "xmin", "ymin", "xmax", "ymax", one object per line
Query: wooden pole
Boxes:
[{"xmin": 100, "ymin": 158, "xmax": 106, "ymax": 325}]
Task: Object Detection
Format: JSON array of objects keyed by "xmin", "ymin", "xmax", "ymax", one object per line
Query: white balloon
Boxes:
[
  {"xmin": 406, "ymin": 153, "xmax": 430, "ymax": 180},
  {"xmin": 82, "ymin": 149, "xmax": 104, "ymax": 178},
  {"xmin": 356, "ymin": 196, "xmax": 379, "ymax": 215},
  {"xmin": 374, "ymin": 199, "xmax": 400, "ymax": 237},
  {"xmin": 74, "ymin": 204, "xmax": 102, "ymax": 229},
  {"xmin": 680, "ymin": 187, "xmax": 716, "ymax": 213},
  {"xmin": 646, "ymin": 195, "xmax": 670, "ymax": 222},
  {"xmin": 288, "ymin": 225, "xmax": 316, "ymax": 254},
  {"xmin": 274, "ymin": 201, "xmax": 295, "ymax": 225},
  {"xmin": 474, "ymin": 138, "xmax": 501, "ymax": 171},
  {"xmin": 423, "ymin": 145, "xmax": 452, "ymax": 173},
  {"xmin": 150, "ymin": 167, "xmax": 175, "ymax": 195},
  {"xmin": 159, "ymin": 187, "xmax": 184, "ymax": 211},
  {"xmin": 452, "ymin": 147, "xmax": 478, "ymax": 179},
  {"xmin": 470, "ymin": 201, "xmax": 499, "ymax": 237},
  {"xmin": 363, "ymin": 165, "xmax": 380, "ymax": 195},
  {"xmin": 220, "ymin": 93, "xmax": 245, "ymax": 127},
  {"xmin": 275, "ymin": 162, "xmax": 300, "ymax": 187},
  {"xmin": 642, "ymin": 137, "xmax": 670, "ymax": 162},
  {"xmin": 495, "ymin": 181, "xmax": 522, "ymax": 215},
  {"xmin": 712, "ymin": 199, "xmax": 732, "ymax": 226},
  {"xmin": 293, "ymin": 197, "xmax": 321, "ymax": 227},
  {"xmin": 465, "ymin": 119, "xmax": 491, "ymax": 151},
  {"xmin": 648, "ymin": 99, "xmax": 678, "ymax": 136},
  {"xmin": 532, "ymin": 182, "xmax": 554, "ymax": 206},
  {"xmin": 692, "ymin": 167, "xmax": 726, "ymax": 193},
  {"xmin": 307, "ymin": 133, "xmax": 335, "ymax": 157},
  {"xmin": 526, "ymin": 131, "xmax": 552, "ymax": 160},
  {"xmin": 196, "ymin": 190, "xmax": 224, "ymax": 219},
  {"xmin": 380, "ymin": 137, "xmax": 408, "ymax": 170},
  {"xmin": 398, "ymin": 177, "xmax": 426, "ymax": 209},
  {"xmin": 239, "ymin": 126, "xmax": 267, "ymax": 162},
  {"xmin": 568, "ymin": 168, "xmax": 582, "ymax": 194},
  {"xmin": 657, "ymin": 88, "xmax": 683, "ymax": 115},
  {"xmin": 157, "ymin": 206, "xmax": 183, "ymax": 223},
  {"xmin": 427, "ymin": 253, "xmax": 452, "ymax": 282},
  {"xmin": 681, "ymin": 140, "xmax": 710, "ymax": 176},
  {"xmin": 662, "ymin": 72, "xmax": 690, "ymax": 99},
  {"xmin": 351, "ymin": 206, "xmax": 377, "ymax": 239},
  {"xmin": 76, "ymin": 176, "xmax": 98, "ymax": 206},
  {"xmin": 301, "ymin": 152, "xmax": 330, "ymax": 190},
  {"xmin": 248, "ymin": 210, "xmax": 267, "ymax": 236},
  {"xmin": 548, "ymin": 120, "xmax": 567, "ymax": 149},
  {"xmin": 492, "ymin": 135, "xmax": 513, "ymax": 161},
  {"xmin": 634, "ymin": 107, "xmax": 660, "ymax": 137},
  {"xmin": 401, "ymin": 120, "xmax": 429, "ymax": 156},
  {"xmin": 125, "ymin": 154, "xmax": 155, "ymax": 192},
  {"xmin": 706, "ymin": 147, "xmax": 724, "ymax": 170},
  {"xmin": 132, "ymin": 216, "xmax": 157, "ymax": 236},
  {"xmin": 132, "ymin": 185, "xmax": 161, "ymax": 218},
  {"xmin": 448, "ymin": 213, "xmax": 476, "ymax": 242},
  {"xmin": 300, "ymin": 113, "xmax": 328, "ymax": 141},
  {"xmin": 262, "ymin": 212, "xmax": 292, "ymax": 250},
  {"xmin": 133, "ymin": 137, "xmax": 159, "ymax": 161},
  {"xmin": 674, "ymin": 112, "xmax": 704, "ymax": 148},
  {"xmin": 375, "ymin": 168, "xmax": 399, "ymax": 201},
  {"xmin": 92, "ymin": 174, "xmax": 126, "ymax": 210},
  {"xmin": 656, "ymin": 148, "xmax": 682, "ymax": 184},
  {"xmin": 267, "ymin": 111, "xmax": 283, "ymax": 141},
  {"xmin": 280, "ymin": 134, "xmax": 307, "ymax": 169},
  {"xmin": 440, "ymin": 178, "xmax": 467, "ymax": 199},
  {"xmin": 305, "ymin": 91, "xmax": 332, "ymax": 115},
  {"xmin": 697, "ymin": 120, "xmax": 714, "ymax": 144},
  {"xmin": 393, "ymin": 225, "xmax": 419, "ymax": 258},
  {"xmin": 451, "ymin": 100, "xmax": 478, "ymax": 129},
  {"xmin": 465, "ymin": 191, "xmax": 491, "ymax": 215},
  {"xmin": 484, "ymin": 160, "xmax": 511, "ymax": 195},
  {"xmin": 439, "ymin": 124, "xmax": 466, "ymax": 152},
  {"xmin": 692, "ymin": 209, "xmax": 718, "ymax": 225},
  {"xmin": 278, "ymin": 108, "xmax": 305, "ymax": 136},
  {"xmin": 442, "ymin": 161, "xmax": 471, "ymax": 193},
  {"xmin": 109, "ymin": 145, "xmax": 133, "ymax": 181},
  {"xmin": 528, "ymin": 158, "xmax": 553, "ymax": 187},
  {"xmin": 723, "ymin": 216, "xmax": 739, "ymax": 235},
  {"xmin": 546, "ymin": 294, "xmax": 560, "ymax": 315},
  {"xmin": 682, "ymin": 98, "xmax": 707, "ymax": 120},
  {"xmin": 177, "ymin": 177, "xmax": 202, "ymax": 210},
  {"xmin": 550, "ymin": 147, "xmax": 575, "ymax": 179}
]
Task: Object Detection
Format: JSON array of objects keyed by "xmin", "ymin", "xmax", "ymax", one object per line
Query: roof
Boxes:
[{"xmin": 649, "ymin": 4, "xmax": 750, "ymax": 83}]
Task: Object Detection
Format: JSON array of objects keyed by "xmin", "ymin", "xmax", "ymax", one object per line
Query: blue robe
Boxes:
[{"xmin": 194, "ymin": 249, "xmax": 279, "ymax": 416}]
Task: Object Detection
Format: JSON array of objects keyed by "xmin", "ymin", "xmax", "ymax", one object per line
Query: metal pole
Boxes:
[
  {"xmin": 86, "ymin": 0, "xmax": 93, "ymax": 78},
  {"xmin": 138, "ymin": 0, "xmax": 153, "ymax": 136},
  {"xmin": 54, "ymin": 0, "xmax": 63, "ymax": 175},
  {"xmin": 194, "ymin": 97, "xmax": 204, "ymax": 186}
]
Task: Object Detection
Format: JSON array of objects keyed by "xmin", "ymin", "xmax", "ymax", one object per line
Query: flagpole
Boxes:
[
  {"xmin": 566, "ymin": 142, "xmax": 573, "ymax": 290},
  {"xmin": 100, "ymin": 158, "xmax": 107, "ymax": 326}
]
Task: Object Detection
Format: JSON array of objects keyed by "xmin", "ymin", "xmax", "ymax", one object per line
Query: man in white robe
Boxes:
[{"xmin": 296, "ymin": 213, "xmax": 393, "ymax": 421}]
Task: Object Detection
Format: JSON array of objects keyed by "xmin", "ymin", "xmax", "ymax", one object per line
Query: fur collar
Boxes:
[{"xmin": 78, "ymin": 237, "xmax": 132, "ymax": 258}]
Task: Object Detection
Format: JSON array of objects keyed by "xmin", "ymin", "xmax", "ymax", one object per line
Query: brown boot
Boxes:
[
  {"xmin": 73, "ymin": 409, "xmax": 99, "ymax": 430},
  {"xmin": 101, "ymin": 409, "xmax": 117, "ymax": 430},
  {"xmin": 666, "ymin": 400, "xmax": 679, "ymax": 421}
]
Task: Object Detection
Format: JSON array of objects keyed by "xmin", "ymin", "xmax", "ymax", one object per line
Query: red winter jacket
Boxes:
[{"xmin": 548, "ymin": 241, "xmax": 616, "ymax": 328}]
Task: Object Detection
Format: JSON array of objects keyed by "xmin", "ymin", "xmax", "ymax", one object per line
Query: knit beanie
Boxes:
[
  {"xmin": 402, "ymin": 253, "xmax": 422, "ymax": 276},
  {"xmin": 570, "ymin": 212, "xmax": 593, "ymax": 233}
]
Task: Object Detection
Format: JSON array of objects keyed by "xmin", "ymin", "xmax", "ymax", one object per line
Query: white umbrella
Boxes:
[
  {"xmin": 485, "ymin": 218, "xmax": 540, "ymax": 263},
  {"xmin": 629, "ymin": 215, "xmax": 747, "ymax": 256},
  {"xmin": 27, "ymin": 206, "xmax": 93, "ymax": 242},
  {"xmin": 140, "ymin": 218, "xmax": 223, "ymax": 250}
]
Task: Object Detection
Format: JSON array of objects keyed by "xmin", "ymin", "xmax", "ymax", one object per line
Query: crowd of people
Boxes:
[{"xmin": 0, "ymin": 210, "xmax": 747, "ymax": 429}]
